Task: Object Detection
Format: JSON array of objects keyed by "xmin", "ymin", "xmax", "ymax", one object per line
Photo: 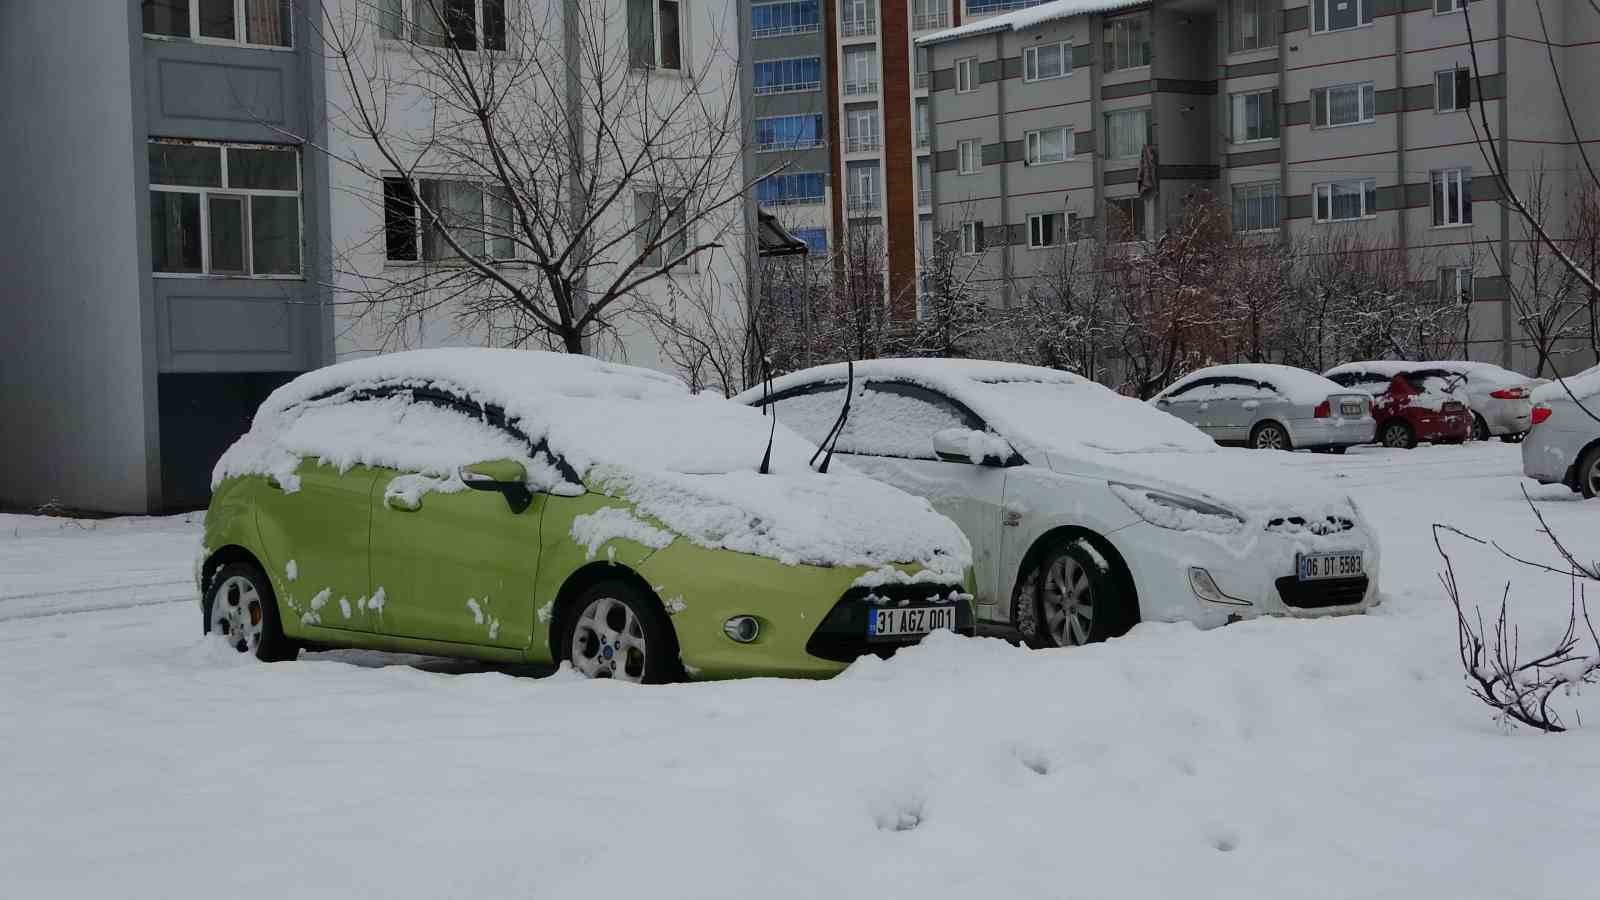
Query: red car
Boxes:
[{"xmin": 1361, "ymin": 372, "xmax": 1472, "ymax": 448}]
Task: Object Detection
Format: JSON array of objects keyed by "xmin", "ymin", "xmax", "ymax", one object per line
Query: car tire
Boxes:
[
  {"xmin": 1249, "ymin": 421, "xmax": 1292, "ymax": 451},
  {"xmin": 1379, "ymin": 421, "xmax": 1416, "ymax": 450},
  {"xmin": 1015, "ymin": 538, "xmax": 1136, "ymax": 650},
  {"xmin": 1578, "ymin": 445, "xmax": 1600, "ymax": 499},
  {"xmin": 1472, "ymin": 414, "xmax": 1491, "ymax": 442},
  {"xmin": 559, "ymin": 580, "xmax": 683, "ymax": 684},
  {"xmin": 204, "ymin": 561, "xmax": 297, "ymax": 662}
]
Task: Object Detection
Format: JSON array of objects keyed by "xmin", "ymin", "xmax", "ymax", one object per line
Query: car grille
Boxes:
[
  {"xmin": 1274, "ymin": 575, "xmax": 1369, "ymax": 609},
  {"xmin": 804, "ymin": 583, "xmax": 973, "ymax": 663},
  {"xmin": 1265, "ymin": 515, "xmax": 1355, "ymax": 535}
]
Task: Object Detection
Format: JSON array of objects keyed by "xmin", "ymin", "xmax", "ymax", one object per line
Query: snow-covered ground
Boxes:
[{"xmin": 3, "ymin": 443, "xmax": 1598, "ymax": 898}]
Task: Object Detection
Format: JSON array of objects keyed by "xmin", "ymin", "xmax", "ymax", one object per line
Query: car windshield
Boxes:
[{"xmin": 965, "ymin": 379, "xmax": 1217, "ymax": 455}]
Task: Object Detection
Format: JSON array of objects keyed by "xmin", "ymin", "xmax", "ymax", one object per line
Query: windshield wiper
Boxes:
[
  {"xmin": 810, "ymin": 359, "xmax": 853, "ymax": 474},
  {"xmin": 754, "ymin": 327, "xmax": 776, "ymax": 475}
]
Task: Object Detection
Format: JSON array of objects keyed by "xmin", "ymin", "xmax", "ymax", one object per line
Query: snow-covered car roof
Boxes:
[
  {"xmin": 1326, "ymin": 360, "xmax": 1533, "ymax": 384},
  {"xmin": 214, "ymin": 349, "xmax": 971, "ymax": 577},
  {"xmin": 745, "ymin": 358, "xmax": 1215, "ymax": 460},
  {"xmin": 1533, "ymin": 364, "xmax": 1600, "ymax": 402},
  {"xmin": 1156, "ymin": 364, "xmax": 1348, "ymax": 406}
]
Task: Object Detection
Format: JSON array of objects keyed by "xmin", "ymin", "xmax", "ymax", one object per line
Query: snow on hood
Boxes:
[
  {"xmin": 1533, "ymin": 364, "xmax": 1600, "ymax": 402},
  {"xmin": 1155, "ymin": 364, "xmax": 1354, "ymax": 406},
  {"xmin": 215, "ymin": 349, "xmax": 971, "ymax": 577}
]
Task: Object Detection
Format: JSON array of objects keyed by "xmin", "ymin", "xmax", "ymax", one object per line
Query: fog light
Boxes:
[
  {"xmin": 1189, "ymin": 567, "xmax": 1251, "ymax": 607},
  {"xmin": 723, "ymin": 615, "xmax": 760, "ymax": 643}
]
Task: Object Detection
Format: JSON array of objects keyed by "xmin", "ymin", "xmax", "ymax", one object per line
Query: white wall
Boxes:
[{"xmin": 0, "ymin": 0, "xmax": 156, "ymax": 512}]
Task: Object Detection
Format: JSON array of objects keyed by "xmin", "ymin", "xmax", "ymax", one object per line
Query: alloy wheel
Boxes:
[
  {"xmin": 570, "ymin": 596, "xmax": 648, "ymax": 681},
  {"xmin": 1041, "ymin": 555, "xmax": 1094, "ymax": 646},
  {"xmin": 1587, "ymin": 456, "xmax": 1600, "ymax": 498},
  {"xmin": 211, "ymin": 575, "xmax": 265, "ymax": 654},
  {"xmin": 1253, "ymin": 425, "xmax": 1287, "ymax": 450},
  {"xmin": 1382, "ymin": 423, "xmax": 1412, "ymax": 449}
]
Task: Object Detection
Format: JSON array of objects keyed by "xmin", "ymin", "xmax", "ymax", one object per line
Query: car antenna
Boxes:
[
  {"xmin": 754, "ymin": 326, "xmax": 776, "ymax": 475},
  {"xmin": 810, "ymin": 359, "xmax": 853, "ymax": 474}
]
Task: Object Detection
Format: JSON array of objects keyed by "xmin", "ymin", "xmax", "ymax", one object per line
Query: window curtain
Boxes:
[{"xmin": 244, "ymin": 0, "xmax": 291, "ymax": 46}]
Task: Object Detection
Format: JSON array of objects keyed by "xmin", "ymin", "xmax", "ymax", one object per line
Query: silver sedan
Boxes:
[
  {"xmin": 1151, "ymin": 364, "xmax": 1375, "ymax": 451},
  {"xmin": 1523, "ymin": 368, "xmax": 1600, "ymax": 498}
]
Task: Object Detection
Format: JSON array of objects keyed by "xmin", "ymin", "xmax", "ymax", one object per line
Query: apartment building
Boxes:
[
  {"xmin": 919, "ymin": 0, "xmax": 1600, "ymax": 371},
  {"xmin": 741, "ymin": 0, "xmax": 962, "ymax": 316},
  {"xmin": 2, "ymin": 0, "xmax": 334, "ymax": 513}
]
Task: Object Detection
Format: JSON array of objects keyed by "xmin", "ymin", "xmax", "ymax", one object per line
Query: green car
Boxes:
[{"xmin": 198, "ymin": 349, "xmax": 973, "ymax": 682}]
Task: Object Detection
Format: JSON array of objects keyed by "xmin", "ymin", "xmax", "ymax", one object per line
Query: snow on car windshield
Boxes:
[{"xmin": 963, "ymin": 378, "xmax": 1217, "ymax": 456}]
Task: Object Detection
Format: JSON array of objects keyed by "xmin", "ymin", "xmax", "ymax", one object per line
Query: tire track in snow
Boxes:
[
  {"xmin": 0, "ymin": 595, "xmax": 192, "ymax": 623},
  {"xmin": 0, "ymin": 578, "xmax": 192, "ymax": 605}
]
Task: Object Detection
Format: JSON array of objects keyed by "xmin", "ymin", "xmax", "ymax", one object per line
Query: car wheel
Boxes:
[
  {"xmin": 1472, "ymin": 414, "xmax": 1490, "ymax": 442},
  {"xmin": 1380, "ymin": 421, "xmax": 1416, "ymax": 449},
  {"xmin": 1578, "ymin": 445, "xmax": 1600, "ymax": 500},
  {"xmin": 204, "ymin": 561, "xmax": 296, "ymax": 662},
  {"xmin": 1016, "ymin": 539, "xmax": 1135, "ymax": 649},
  {"xmin": 1250, "ymin": 421, "xmax": 1292, "ymax": 451},
  {"xmin": 562, "ymin": 580, "xmax": 682, "ymax": 684}
]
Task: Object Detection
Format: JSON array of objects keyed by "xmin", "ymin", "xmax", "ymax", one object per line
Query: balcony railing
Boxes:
[
  {"xmin": 753, "ymin": 80, "xmax": 822, "ymax": 96},
  {"xmin": 842, "ymin": 79, "xmax": 879, "ymax": 96},
  {"xmin": 846, "ymin": 192, "xmax": 882, "ymax": 212},
  {"xmin": 911, "ymin": 11, "xmax": 949, "ymax": 30},
  {"xmin": 846, "ymin": 135, "xmax": 881, "ymax": 153},
  {"xmin": 841, "ymin": 15, "xmax": 877, "ymax": 37},
  {"xmin": 752, "ymin": 22, "xmax": 820, "ymax": 38},
  {"xmin": 755, "ymin": 138, "xmax": 827, "ymax": 153}
]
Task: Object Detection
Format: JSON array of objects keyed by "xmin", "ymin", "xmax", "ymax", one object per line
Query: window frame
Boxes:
[
  {"xmin": 754, "ymin": 113, "xmax": 825, "ymax": 152},
  {"xmin": 1231, "ymin": 180, "xmax": 1281, "ymax": 233},
  {"xmin": 149, "ymin": 140, "xmax": 303, "ymax": 279},
  {"xmin": 1438, "ymin": 266, "xmax": 1474, "ymax": 304},
  {"xmin": 1434, "ymin": 0, "xmax": 1465, "ymax": 14},
  {"xmin": 1103, "ymin": 14, "xmax": 1152, "ymax": 72},
  {"xmin": 1230, "ymin": 89, "xmax": 1279, "ymax": 143},
  {"xmin": 1103, "ymin": 107, "xmax": 1151, "ymax": 160},
  {"xmin": 957, "ymin": 138, "xmax": 981, "ymax": 174},
  {"xmin": 753, "ymin": 56, "xmax": 823, "ymax": 95},
  {"xmin": 1105, "ymin": 196, "xmax": 1144, "ymax": 242},
  {"xmin": 634, "ymin": 190, "xmax": 695, "ymax": 271},
  {"xmin": 1311, "ymin": 0, "xmax": 1373, "ymax": 34},
  {"xmin": 622, "ymin": 0, "xmax": 684, "ymax": 70},
  {"xmin": 1435, "ymin": 67, "xmax": 1471, "ymax": 113},
  {"xmin": 375, "ymin": 0, "xmax": 510, "ymax": 52},
  {"xmin": 1024, "ymin": 127, "xmax": 1072, "ymax": 166},
  {"xmin": 1231, "ymin": 0, "xmax": 1277, "ymax": 53},
  {"xmin": 756, "ymin": 171, "xmax": 827, "ymax": 205},
  {"xmin": 1026, "ymin": 211, "xmax": 1073, "ymax": 249},
  {"xmin": 955, "ymin": 57, "xmax": 977, "ymax": 93},
  {"xmin": 143, "ymin": 0, "xmax": 295, "ymax": 49},
  {"xmin": 382, "ymin": 174, "xmax": 520, "ymax": 266},
  {"xmin": 1022, "ymin": 41, "xmax": 1072, "ymax": 82},
  {"xmin": 1431, "ymin": 167, "xmax": 1473, "ymax": 227},
  {"xmin": 1311, "ymin": 82, "xmax": 1377, "ymax": 129},
  {"xmin": 842, "ymin": 45, "xmax": 880, "ymax": 96},
  {"xmin": 1312, "ymin": 178, "xmax": 1379, "ymax": 223},
  {"xmin": 749, "ymin": 0, "xmax": 820, "ymax": 38},
  {"xmin": 959, "ymin": 220, "xmax": 983, "ymax": 255}
]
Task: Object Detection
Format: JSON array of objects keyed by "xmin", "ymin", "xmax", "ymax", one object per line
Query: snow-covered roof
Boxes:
[
  {"xmin": 917, "ymin": 0, "xmax": 1145, "ymax": 47},
  {"xmin": 1158, "ymin": 364, "xmax": 1349, "ymax": 406},
  {"xmin": 214, "ymin": 349, "xmax": 971, "ymax": 576}
]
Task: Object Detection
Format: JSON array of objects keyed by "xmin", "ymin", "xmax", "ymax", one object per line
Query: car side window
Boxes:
[
  {"xmin": 1328, "ymin": 372, "xmax": 1356, "ymax": 388},
  {"xmin": 762, "ymin": 380, "xmax": 982, "ymax": 460},
  {"xmin": 1165, "ymin": 377, "xmax": 1221, "ymax": 399},
  {"xmin": 280, "ymin": 390, "xmax": 531, "ymax": 473}
]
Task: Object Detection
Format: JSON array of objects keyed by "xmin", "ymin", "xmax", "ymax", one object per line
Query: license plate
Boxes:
[
  {"xmin": 1298, "ymin": 551, "xmax": 1364, "ymax": 581},
  {"xmin": 867, "ymin": 605, "xmax": 957, "ymax": 638},
  {"xmin": 1340, "ymin": 401, "xmax": 1362, "ymax": 416}
]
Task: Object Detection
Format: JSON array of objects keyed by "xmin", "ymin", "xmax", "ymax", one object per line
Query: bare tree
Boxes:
[
  {"xmin": 317, "ymin": 0, "xmax": 755, "ymax": 355},
  {"xmin": 1493, "ymin": 168, "xmax": 1590, "ymax": 377},
  {"xmin": 1008, "ymin": 235, "xmax": 1114, "ymax": 382},
  {"xmin": 908, "ymin": 226, "xmax": 991, "ymax": 359}
]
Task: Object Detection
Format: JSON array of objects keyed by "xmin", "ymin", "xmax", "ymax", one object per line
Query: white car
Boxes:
[
  {"xmin": 1150, "ymin": 363, "xmax": 1374, "ymax": 452},
  {"xmin": 1523, "ymin": 364, "xmax": 1600, "ymax": 498},
  {"xmin": 1325, "ymin": 360, "xmax": 1544, "ymax": 441},
  {"xmin": 737, "ymin": 360, "xmax": 1380, "ymax": 647}
]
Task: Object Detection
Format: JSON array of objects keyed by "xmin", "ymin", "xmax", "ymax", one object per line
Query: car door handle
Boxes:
[{"xmin": 1003, "ymin": 508, "xmax": 1023, "ymax": 527}]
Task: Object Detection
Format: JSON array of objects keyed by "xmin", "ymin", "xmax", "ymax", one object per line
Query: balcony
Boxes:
[
  {"xmin": 841, "ymin": 15, "xmax": 877, "ymax": 37},
  {"xmin": 846, "ymin": 134, "xmax": 881, "ymax": 153},
  {"xmin": 846, "ymin": 192, "xmax": 881, "ymax": 212},
  {"xmin": 911, "ymin": 11, "xmax": 949, "ymax": 31},
  {"xmin": 843, "ymin": 79, "xmax": 879, "ymax": 97}
]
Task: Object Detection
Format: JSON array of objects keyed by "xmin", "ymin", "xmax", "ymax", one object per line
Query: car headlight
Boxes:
[{"xmin": 1108, "ymin": 482, "xmax": 1246, "ymax": 534}]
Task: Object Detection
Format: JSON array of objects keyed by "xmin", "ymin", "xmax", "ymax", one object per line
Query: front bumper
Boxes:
[
  {"xmin": 1110, "ymin": 516, "xmax": 1380, "ymax": 630},
  {"xmin": 1287, "ymin": 416, "xmax": 1375, "ymax": 448}
]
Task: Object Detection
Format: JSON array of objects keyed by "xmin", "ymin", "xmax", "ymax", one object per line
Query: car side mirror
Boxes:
[
  {"xmin": 461, "ymin": 459, "xmax": 534, "ymax": 514},
  {"xmin": 932, "ymin": 428, "xmax": 1014, "ymax": 467},
  {"xmin": 1156, "ymin": 397, "xmax": 1171, "ymax": 405}
]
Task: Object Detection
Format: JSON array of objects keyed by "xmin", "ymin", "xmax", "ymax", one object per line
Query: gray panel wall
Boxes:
[{"xmin": 0, "ymin": 0, "xmax": 157, "ymax": 513}]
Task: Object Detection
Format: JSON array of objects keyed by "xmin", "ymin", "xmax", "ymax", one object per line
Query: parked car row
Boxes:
[
  {"xmin": 201, "ymin": 351, "xmax": 1381, "ymax": 683},
  {"xmin": 1150, "ymin": 360, "xmax": 1544, "ymax": 451}
]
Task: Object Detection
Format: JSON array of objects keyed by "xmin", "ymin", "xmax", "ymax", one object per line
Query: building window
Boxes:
[
  {"xmin": 1104, "ymin": 108, "xmax": 1150, "ymax": 160},
  {"xmin": 1435, "ymin": 68, "xmax": 1471, "ymax": 112},
  {"xmin": 1027, "ymin": 211, "xmax": 1077, "ymax": 248},
  {"xmin": 843, "ymin": 46, "xmax": 879, "ymax": 96},
  {"xmin": 917, "ymin": 157, "xmax": 932, "ymax": 206},
  {"xmin": 750, "ymin": 0, "xmax": 819, "ymax": 38},
  {"xmin": 1231, "ymin": 90, "xmax": 1278, "ymax": 143},
  {"xmin": 955, "ymin": 57, "xmax": 977, "ymax": 93},
  {"xmin": 1103, "ymin": 14, "xmax": 1151, "ymax": 72},
  {"xmin": 1231, "ymin": 0, "xmax": 1277, "ymax": 52},
  {"xmin": 755, "ymin": 114, "xmax": 824, "ymax": 151},
  {"xmin": 1435, "ymin": 0, "xmax": 1465, "ymax": 13},
  {"xmin": 841, "ymin": 0, "xmax": 877, "ymax": 37},
  {"xmin": 1432, "ymin": 168, "xmax": 1472, "ymax": 226},
  {"xmin": 957, "ymin": 138, "xmax": 981, "ymax": 174},
  {"xmin": 959, "ymin": 220, "xmax": 983, "ymax": 255},
  {"xmin": 1439, "ymin": 266, "xmax": 1473, "ymax": 303},
  {"xmin": 792, "ymin": 227, "xmax": 829, "ymax": 254},
  {"xmin": 1231, "ymin": 181, "xmax": 1280, "ymax": 232},
  {"xmin": 1023, "ymin": 41, "xmax": 1071, "ymax": 82},
  {"xmin": 375, "ymin": 0, "xmax": 508, "ymax": 51},
  {"xmin": 1312, "ymin": 0, "xmax": 1372, "ymax": 33},
  {"xmin": 915, "ymin": 98, "xmax": 930, "ymax": 147},
  {"xmin": 1313, "ymin": 178, "xmax": 1378, "ymax": 222},
  {"xmin": 149, "ymin": 140, "xmax": 301, "ymax": 276},
  {"xmin": 1311, "ymin": 82, "xmax": 1376, "ymax": 128},
  {"xmin": 756, "ymin": 172, "xmax": 826, "ymax": 205},
  {"xmin": 1105, "ymin": 197, "xmax": 1144, "ymax": 241},
  {"xmin": 915, "ymin": 46, "xmax": 931, "ymax": 89},
  {"xmin": 143, "ymin": 0, "xmax": 293, "ymax": 47},
  {"xmin": 635, "ymin": 192, "xmax": 691, "ymax": 269},
  {"xmin": 845, "ymin": 105, "xmax": 880, "ymax": 153},
  {"xmin": 847, "ymin": 162, "xmax": 881, "ymax": 213},
  {"xmin": 626, "ymin": 0, "xmax": 683, "ymax": 69},
  {"xmin": 1024, "ymin": 127, "xmax": 1071, "ymax": 165},
  {"xmin": 383, "ymin": 176, "xmax": 516, "ymax": 264},
  {"xmin": 753, "ymin": 57, "xmax": 823, "ymax": 94}
]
